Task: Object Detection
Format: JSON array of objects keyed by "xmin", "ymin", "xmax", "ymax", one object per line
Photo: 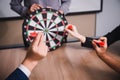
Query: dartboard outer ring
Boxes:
[{"xmin": 22, "ymin": 8, "xmax": 68, "ymax": 51}]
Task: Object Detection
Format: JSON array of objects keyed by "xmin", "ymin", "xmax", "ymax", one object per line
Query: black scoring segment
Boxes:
[{"xmin": 22, "ymin": 8, "xmax": 68, "ymax": 51}]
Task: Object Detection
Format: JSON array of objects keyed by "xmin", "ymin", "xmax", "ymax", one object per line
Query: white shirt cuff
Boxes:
[{"xmin": 18, "ymin": 64, "xmax": 31, "ymax": 77}]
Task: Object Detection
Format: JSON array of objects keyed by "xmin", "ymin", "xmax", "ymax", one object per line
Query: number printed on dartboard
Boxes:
[{"xmin": 22, "ymin": 8, "xmax": 68, "ymax": 51}]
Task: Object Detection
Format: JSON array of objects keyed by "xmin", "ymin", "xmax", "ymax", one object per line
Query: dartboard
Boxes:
[{"xmin": 22, "ymin": 8, "xmax": 68, "ymax": 51}]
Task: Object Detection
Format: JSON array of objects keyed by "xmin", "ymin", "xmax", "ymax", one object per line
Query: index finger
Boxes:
[
  {"xmin": 38, "ymin": 33, "xmax": 45, "ymax": 46},
  {"xmin": 32, "ymin": 32, "xmax": 42, "ymax": 47}
]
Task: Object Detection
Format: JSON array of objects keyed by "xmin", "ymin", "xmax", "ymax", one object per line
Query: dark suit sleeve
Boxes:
[
  {"xmin": 104, "ymin": 25, "xmax": 120, "ymax": 46},
  {"xmin": 5, "ymin": 68, "xmax": 29, "ymax": 80}
]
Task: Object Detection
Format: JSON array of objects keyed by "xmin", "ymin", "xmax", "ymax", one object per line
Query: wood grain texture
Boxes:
[{"xmin": 0, "ymin": 42, "xmax": 120, "ymax": 80}]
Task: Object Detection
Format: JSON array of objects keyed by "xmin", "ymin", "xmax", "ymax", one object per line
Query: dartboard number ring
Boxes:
[{"xmin": 22, "ymin": 8, "xmax": 68, "ymax": 51}]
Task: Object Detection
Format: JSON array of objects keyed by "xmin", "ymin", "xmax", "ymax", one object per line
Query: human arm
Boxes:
[
  {"xmin": 6, "ymin": 33, "xmax": 48, "ymax": 79},
  {"xmin": 22, "ymin": 32, "xmax": 48, "ymax": 72},
  {"xmin": 59, "ymin": 0, "xmax": 71, "ymax": 15},
  {"xmin": 66, "ymin": 24, "xmax": 120, "ymax": 48},
  {"xmin": 10, "ymin": 0, "xmax": 42, "ymax": 17},
  {"xmin": 10, "ymin": 0, "xmax": 29, "ymax": 17},
  {"xmin": 65, "ymin": 24, "xmax": 102, "ymax": 48},
  {"xmin": 104, "ymin": 25, "xmax": 120, "ymax": 46},
  {"xmin": 92, "ymin": 37, "xmax": 120, "ymax": 73},
  {"xmin": 65, "ymin": 24, "xmax": 87, "ymax": 43}
]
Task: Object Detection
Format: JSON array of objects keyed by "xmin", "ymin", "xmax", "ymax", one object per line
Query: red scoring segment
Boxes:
[
  {"xmin": 94, "ymin": 41, "xmax": 105, "ymax": 47},
  {"xmin": 67, "ymin": 25, "xmax": 73, "ymax": 30},
  {"xmin": 23, "ymin": 8, "xmax": 68, "ymax": 51}
]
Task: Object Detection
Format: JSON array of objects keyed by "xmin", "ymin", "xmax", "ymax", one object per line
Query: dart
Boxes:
[
  {"xmin": 30, "ymin": 32, "xmax": 38, "ymax": 38},
  {"xmin": 94, "ymin": 40, "xmax": 105, "ymax": 47},
  {"xmin": 67, "ymin": 24, "xmax": 73, "ymax": 30}
]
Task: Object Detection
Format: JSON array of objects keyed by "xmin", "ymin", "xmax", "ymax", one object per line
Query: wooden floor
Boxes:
[{"xmin": 0, "ymin": 42, "xmax": 120, "ymax": 80}]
